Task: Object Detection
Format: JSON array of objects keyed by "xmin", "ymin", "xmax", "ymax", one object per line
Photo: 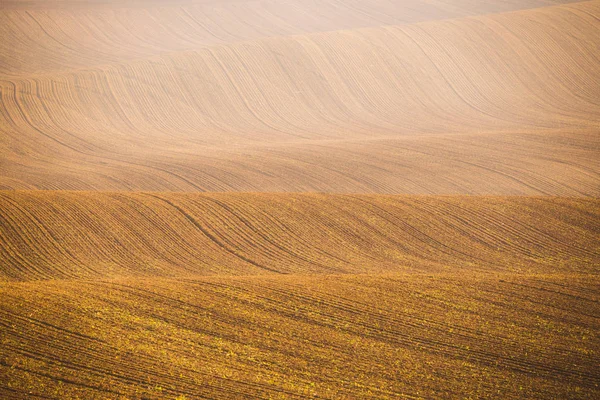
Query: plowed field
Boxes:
[
  {"xmin": 1, "ymin": 192, "xmax": 599, "ymax": 281},
  {"xmin": 2, "ymin": 275, "xmax": 599, "ymax": 399},
  {"xmin": 1, "ymin": 0, "xmax": 598, "ymax": 398},
  {"xmin": 1, "ymin": 1, "xmax": 599, "ymax": 192}
]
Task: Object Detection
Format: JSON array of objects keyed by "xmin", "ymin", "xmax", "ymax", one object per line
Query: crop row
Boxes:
[
  {"xmin": 1, "ymin": 191, "xmax": 598, "ymax": 281},
  {"xmin": 0, "ymin": 0, "xmax": 572, "ymax": 78},
  {"xmin": 1, "ymin": 2, "xmax": 599, "ymax": 192}
]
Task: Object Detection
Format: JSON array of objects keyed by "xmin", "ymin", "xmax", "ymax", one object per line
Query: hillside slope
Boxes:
[
  {"xmin": 1, "ymin": 191, "xmax": 598, "ymax": 281},
  {"xmin": 1, "ymin": 1, "xmax": 598, "ymax": 399},
  {"xmin": 0, "ymin": 0, "xmax": 580, "ymax": 78},
  {"xmin": 1, "ymin": 1, "xmax": 599, "ymax": 192},
  {"xmin": 1, "ymin": 274, "xmax": 598, "ymax": 399}
]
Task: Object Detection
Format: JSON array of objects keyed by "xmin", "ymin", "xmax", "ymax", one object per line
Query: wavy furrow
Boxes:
[
  {"xmin": 0, "ymin": 0, "xmax": 579, "ymax": 78},
  {"xmin": 0, "ymin": 191, "xmax": 598, "ymax": 281},
  {"xmin": 1, "ymin": 2, "xmax": 599, "ymax": 193},
  {"xmin": 1, "ymin": 1, "xmax": 599, "ymax": 399}
]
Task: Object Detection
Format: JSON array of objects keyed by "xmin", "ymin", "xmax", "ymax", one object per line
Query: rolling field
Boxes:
[
  {"xmin": 1, "ymin": 192, "xmax": 599, "ymax": 398},
  {"xmin": 1, "ymin": 274, "xmax": 599, "ymax": 399},
  {"xmin": 1, "ymin": 0, "xmax": 599, "ymax": 398},
  {"xmin": 1, "ymin": 192, "xmax": 599, "ymax": 281},
  {"xmin": 1, "ymin": 0, "xmax": 600, "ymax": 192}
]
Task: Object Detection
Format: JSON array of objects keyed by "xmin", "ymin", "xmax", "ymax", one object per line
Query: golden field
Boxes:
[
  {"xmin": 1, "ymin": 274, "xmax": 598, "ymax": 399},
  {"xmin": 1, "ymin": 0, "xmax": 599, "ymax": 398}
]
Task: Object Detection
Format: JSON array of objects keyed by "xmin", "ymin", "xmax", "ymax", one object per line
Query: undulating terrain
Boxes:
[{"xmin": 0, "ymin": 0, "xmax": 599, "ymax": 399}]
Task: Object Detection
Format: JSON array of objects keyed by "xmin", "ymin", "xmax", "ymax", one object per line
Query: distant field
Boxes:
[
  {"xmin": 1, "ymin": 1, "xmax": 599, "ymax": 192},
  {"xmin": 1, "ymin": 0, "xmax": 598, "ymax": 398},
  {"xmin": 0, "ymin": 0, "xmax": 584, "ymax": 77}
]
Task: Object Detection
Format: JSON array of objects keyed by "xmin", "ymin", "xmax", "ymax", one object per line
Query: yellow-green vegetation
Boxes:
[
  {"xmin": 0, "ymin": 192, "xmax": 599, "ymax": 398},
  {"xmin": 1, "ymin": 274, "xmax": 598, "ymax": 399}
]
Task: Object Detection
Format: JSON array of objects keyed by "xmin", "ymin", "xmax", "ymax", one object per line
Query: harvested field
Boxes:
[{"xmin": 1, "ymin": 0, "xmax": 599, "ymax": 398}]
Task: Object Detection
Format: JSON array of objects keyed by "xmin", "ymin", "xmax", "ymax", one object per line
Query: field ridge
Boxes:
[
  {"xmin": 2, "ymin": 1, "xmax": 599, "ymax": 192},
  {"xmin": 1, "ymin": 191, "xmax": 598, "ymax": 281}
]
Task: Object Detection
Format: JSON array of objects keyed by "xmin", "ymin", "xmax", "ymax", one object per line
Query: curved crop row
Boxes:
[
  {"xmin": 1, "ymin": 2, "xmax": 599, "ymax": 192},
  {"xmin": 0, "ymin": 0, "xmax": 576, "ymax": 78},
  {"xmin": 0, "ymin": 191, "xmax": 598, "ymax": 281}
]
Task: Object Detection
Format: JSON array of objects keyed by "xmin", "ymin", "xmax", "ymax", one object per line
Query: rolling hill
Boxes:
[
  {"xmin": 1, "ymin": 274, "xmax": 599, "ymax": 399},
  {"xmin": 1, "ymin": 191, "xmax": 599, "ymax": 281},
  {"xmin": 1, "ymin": 1, "xmax": 599, "ymax": 192},
  {"xmin": 0, "ymin": 0, "xmax": 583, "ymax": 78},
  {"xmin": 1, "ymin": 0, "xmax": 599, "ymax": 398}
]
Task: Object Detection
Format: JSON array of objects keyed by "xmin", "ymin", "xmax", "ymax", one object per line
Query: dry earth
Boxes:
[
  {"xmin": 1, "ymin": 192, "xmax": 599, "ymax": 281},
  {"xmin": 1, "ymin": 1, "xmax": 599, "ymax": 192},
  {"xmin": 0, "ymin": 0, "xmax": 599, "ymax": 399},
  {"xmin": 1, "ymin": 275, "xmax": 598, "ymax": 399}
]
